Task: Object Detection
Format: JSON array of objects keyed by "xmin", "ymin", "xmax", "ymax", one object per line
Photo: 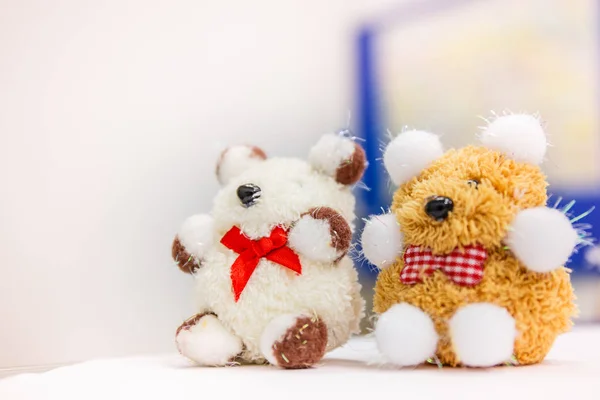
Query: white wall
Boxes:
[{"xmin": 0, "ymin": 0, "xmax": 375, "ymax": 369}]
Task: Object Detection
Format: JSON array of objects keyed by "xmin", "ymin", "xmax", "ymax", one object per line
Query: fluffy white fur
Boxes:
[
  {"xmin": 375, "ymin": 303, "xmax": 438, "ymax": 366},
  {"xmin": 360, "ymin": 213, "xmax": 404, "ymax": 269},
  {"xmin": 383, "ymin": 130, "xmax": 444, "ymax": 186},
  {"xmin": 505, "ymin": 206, "xmax": 578, "ymax": 273},
  {"xmin": 288, "ymin": 216, "xmax": 340, "ymax": 262},
  {"xmin": 176, "ymin": 314, "xmax": 243, "ymax": 366},
  {"xmin": 259, "ymin": 314, "xmax": 302, "ymax": 366},
  {"xmin": 308, "ymin": 133, "xmax": 356, "ymax": 178},
  {"xmin": 178, "ymin": 214, "xmax": 214, "ymax": 259},
  {"xmin": 480, "ymin": 114, "xmax": 547, "ymax": 165},
  {"xmin": 178, "ymin": 153, "xmax": 365, "ymax": 364},
  {"xmin": 217, "ymin": 146, "xmax": 266, "ymax": 185},
  {"xmin": 449, "ymin": 303, "xmax": 516, "ymax": 367}
]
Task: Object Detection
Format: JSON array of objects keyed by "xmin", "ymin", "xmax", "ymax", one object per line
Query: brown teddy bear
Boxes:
[{"xmin": 360, "ymin": 114, "xmax": 582, "ymax": 367}]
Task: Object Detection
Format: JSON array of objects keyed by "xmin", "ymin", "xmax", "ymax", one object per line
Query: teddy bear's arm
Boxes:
[
  {"xmin": 172, "ymin": 214, "xmax": 214, "ymax": 274},
  {"xmin": 288, "ymin": 207, "xmax": 352, "ymax": 263},
  {"xmin": 360, "ymin": 213, "xmax": 404, "ymax": 269},
  {"xmin": 505, "ymin": 206, "xmax": 578, "ymax": 273}
]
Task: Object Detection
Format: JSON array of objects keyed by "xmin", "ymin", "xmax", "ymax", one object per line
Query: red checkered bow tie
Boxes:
[
  {"xmin": 220, "ymin": 226, "xmax": 302, "ymax": 302},
  {"xmin": 400, "ymin": 244, "xmax": 488, "ymax": 287}
]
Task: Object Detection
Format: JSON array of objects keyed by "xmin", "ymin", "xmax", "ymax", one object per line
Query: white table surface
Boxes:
[{"xmin": 2, "ymin": 326, "xmax": 599, "ymax": 400}]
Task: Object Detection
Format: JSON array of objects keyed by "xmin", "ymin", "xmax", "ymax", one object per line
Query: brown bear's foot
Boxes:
[
  {"xmin": 260, "ymin": 314, "xmax": 328, "ymax": 369},
  {"xmin": 375, "ymin": 303, "xmax": 439, "ymax": 367},
  {"xmin": 449, "ymin": 303, "xmax": 516, "ymax": 367},
  {"xmin": 175, "ymin": 313, "xmax": 243, "ymax": 366}
]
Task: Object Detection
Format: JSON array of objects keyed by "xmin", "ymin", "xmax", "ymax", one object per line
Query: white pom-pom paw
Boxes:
[
  {"xmin": 505, "ymin": 206, "xmax": 578, "ymax": 273},
  {"xmin": 375, "ymin": 303, "xmax": 438, "ymax": 367},
  {"xmin": 360, "ymin": 213, "xmax": 403, "ymax": 269},
  {"xmin": 216, "ymin": 145, "xmax": 267, "ymax": 185},
  {"xmin": 480, "ymin": 114, "xmax": 547, "ymax": 164},
  {"xmin": 383, "ymin": 130, "xmax": 444, "ymax": 186},
  {"xmin": 450, "ymin": 303, "xmax": 516, "ymax": 367},
  {"xmin": 176, "ymin": 314, "xmax": 243, "ymax": 366},
  {"xmin": 178, "ymin": 214, "xmax": 214, "ymax": 259},
  {"xmin": 288, "ymin": 216, "xmax": 340, "ymax": 262}
]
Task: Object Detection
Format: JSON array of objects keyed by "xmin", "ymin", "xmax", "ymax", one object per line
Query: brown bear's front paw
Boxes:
[
  {"xmin": 260, "ymin": 314, "xmax": 328, "ymax": 369},
  {"xmin": 288, "ymin": 207, "xmax": 352, "ymax": 263},
  {"xmin": 172, "ymin": 236, "xmax": 201, "ymax": 274}
]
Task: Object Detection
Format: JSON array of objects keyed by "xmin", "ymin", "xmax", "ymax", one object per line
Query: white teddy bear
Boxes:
[{"xmin": 172, "ymin": 133, "xmax": 367, "ymax": 369}]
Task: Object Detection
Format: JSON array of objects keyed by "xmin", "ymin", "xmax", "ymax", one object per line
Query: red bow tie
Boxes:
[
  {"xmin": 220, "ymin": 226, "xmax": 302, "ymax": 302},
  {"xmin": 400, "ymin": 244, "xmax": 487, "ymax": 287}
]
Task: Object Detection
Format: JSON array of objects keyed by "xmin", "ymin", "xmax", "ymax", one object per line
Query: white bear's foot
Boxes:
[
  {"xmin": 260, "ymin": 314, "xmax": 328, "ymax": 369},
  {"xmin": 449, "ymin": 303, "xmax": 516, "ymax": 367},
  {"xmin": 175, "ymin": 313, "xmax": 243, "ymax": 366},
  {"xmin": 375, "ymin": 303, "xmax": 438, "ymax": 366}
]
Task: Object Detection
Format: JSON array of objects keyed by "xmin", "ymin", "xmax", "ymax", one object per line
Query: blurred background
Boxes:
[{"xmin": 0, "ymin": 0, "xmax": 598, "ymax": 375}]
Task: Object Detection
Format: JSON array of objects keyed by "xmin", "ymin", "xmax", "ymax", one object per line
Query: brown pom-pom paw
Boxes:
[
  {"xmin": 260, "ymin": 314, "xmax": 328, "ymax": 369},
  {"xmin": 172, "ymin": 236, "xmax": 200, "ymax": 274},
  {"xmin": 176, "ymin": 312, "xmax": 244, "ymax": 366},
  {"xmin": 288, "ymin": 207, "xmax": 352, "ymax": 263},
  {"xmin": 305, "ymin": 207, "xmax": 352, "ymax": 256}
]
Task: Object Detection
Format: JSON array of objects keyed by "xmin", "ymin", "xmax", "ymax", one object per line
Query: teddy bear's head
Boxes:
[
  {"xmin": 383, "ymin": 114, "xmax": 550, "ymax": 254},
  {"xmin": 210, "ymin": 133, "xmax": 367, "ymax": 238}
]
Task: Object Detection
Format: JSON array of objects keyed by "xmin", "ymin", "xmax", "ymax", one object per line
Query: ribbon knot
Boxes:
[
  {"xmin": 220, "ymin": 226, "xmax": 301, "ymax": 302},
  {"xmin": 252, "ymin": 238, "xmax": 274, "ymax": 256}
]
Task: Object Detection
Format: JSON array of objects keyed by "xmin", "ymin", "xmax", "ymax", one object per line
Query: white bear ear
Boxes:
[
  {"xmin": 383, "ymin": 130, "xmax": 444, "ymax": 186},
  {"xmin": 479, "ymin": 114, "xmax": 547, "ymax": 165},
  {"xmin": 215, "ymin": 145, "xmax": 267, "ymax": 185},
  {"xmin": 308, "ymin": 133, "xmax": 366, "ymax": 185}
]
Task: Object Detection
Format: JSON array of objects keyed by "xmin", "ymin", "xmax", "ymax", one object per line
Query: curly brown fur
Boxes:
[
  {"xmin": 272, "ymin": 316, "xmax": 328, "ymax": 369},
  {"xmin": 374, "ymin": 145, "xmax": 577, "ymax": 366}
]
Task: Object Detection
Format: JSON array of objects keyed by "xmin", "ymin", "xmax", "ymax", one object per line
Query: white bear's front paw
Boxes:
[
  {"xmin": 360, "ymin": 213, "xmax": 404, "ymax": 269},
  {"xmin": 178, "ymin": 214, "xmax": 214, "ymax": 260},
  {"xmin": 288, "ymin": 207, "xmax": 351, "ymax": 263},
  {"xmin": 505, "ymin": 206, "xmax": 578, "ymax": 273}
]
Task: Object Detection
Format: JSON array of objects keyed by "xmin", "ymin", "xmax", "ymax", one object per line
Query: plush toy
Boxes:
[
  {"xmin": 361, "ymin": 114, "xmax": 585, "ymax": 368},
  {"xmin": 172, "ymin": 132, "xmax": 367, "ymax": 369}
]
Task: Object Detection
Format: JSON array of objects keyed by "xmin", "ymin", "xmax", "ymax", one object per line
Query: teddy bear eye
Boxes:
[{"xmin": 467, "ymin": 179, "xmax": 480, "ymax": 189}]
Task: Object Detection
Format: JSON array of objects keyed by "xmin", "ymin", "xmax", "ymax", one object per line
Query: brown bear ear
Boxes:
[
  {"xmin": 308, "ymin": 133, "xmax": 366, "ymax": 185},
  {"xmin": 383, "ymin": 130, "xmax": 444, "ymax": 186},
  {"xmin": 215, "ymin": 145, "xmax": 267, "ymax": 185},
  {"xmin": 479, "ymin": 114, "xmax": 548, "ymax": 165}
]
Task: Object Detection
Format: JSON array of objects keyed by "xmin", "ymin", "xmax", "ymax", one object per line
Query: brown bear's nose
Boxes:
[{"xmin": 425, "ymin": 196, "xmax": 454, "ymax": 221}]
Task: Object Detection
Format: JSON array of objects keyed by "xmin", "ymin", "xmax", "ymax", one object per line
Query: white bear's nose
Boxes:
[{"xmin": 237, "ymin": 184, "xmax": 261, "ymax": 207}]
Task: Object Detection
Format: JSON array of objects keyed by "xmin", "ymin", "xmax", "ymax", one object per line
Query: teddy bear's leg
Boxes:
[
  {"xmin": 175, "ymin": 313, "xmax": 243, "ymax": 366},
  {"xmin": 375, "ymin": 303, "xmax": 438, "ymax": 366},
  {"xmin": 449, "ymin": 303, "xmax": 517, "ymax": 367},
  {"xmin": 260, "ymin": 314, "xmax": 328, "ymax": 369}
]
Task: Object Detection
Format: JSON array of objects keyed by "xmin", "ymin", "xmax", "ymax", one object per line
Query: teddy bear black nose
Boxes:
[
  {"xmin": 237, "ymin": 184, "xmax": 261, "ymax": 207},
  {"xmin": 425, "ymin": 196, "xmax": 454, "ymax": 221}
]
